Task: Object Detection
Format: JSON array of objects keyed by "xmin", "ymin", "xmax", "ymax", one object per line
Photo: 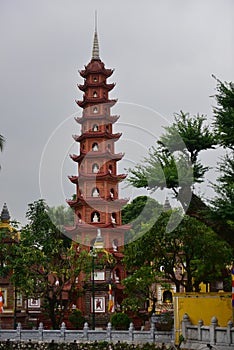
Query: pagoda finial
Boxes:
[
  {"xmin": 1, "ymin": 203, "xmax": 10, "ymax": 222},
  {"xmin": 163, "ymin": 197, "xmax": 172, "ymax": 212},
  {"xmin": 92, "ymin": 11, "xmax": 100, "ymax": 60}
]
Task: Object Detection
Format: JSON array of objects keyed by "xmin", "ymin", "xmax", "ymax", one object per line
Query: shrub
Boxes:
[
  {"xmin": 68, "ymin": 308, "xmax": 85, "ymax": 329},
  {"xmin": 110, "ymin": 312, "xmax": 131, "ymax": 330}
]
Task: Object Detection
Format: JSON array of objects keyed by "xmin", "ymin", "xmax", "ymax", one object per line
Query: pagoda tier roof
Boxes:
[
  {"xmin": 73, "ymin": 131, "xmax": 122, "ymax": 142},
  {"xmin": 78, "ymin": 82, "xmax": 115, "ymax": 92},
  {"xmin": 70, "ymin": 150, "xmax": 124, "ymax": 163},
  {"xmin": 67, "ymin": 196, "xmax": 128, "ymax": 208},
  {"xmin": 75, "ymin": 115, "xmax": 119, "ymax": 124},
  {"xmin": 68, "ymin": 172, "xmax": 127, "ymax": 184},
  {"xmin": 64, "ymin": 222, "xmax": 131, "ymax": 235},
  {"xmin": 76, "ymin": 98, "xmax": 117, "ymax": 108},
  {"xmin": 79, "ymin": 59, "xmax": 114, "ymax": 78}
]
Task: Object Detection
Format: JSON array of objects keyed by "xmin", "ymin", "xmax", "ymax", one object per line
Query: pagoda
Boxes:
[{"xmin": 66, "ymin": 28, "xmax": 130, "ymax": 325}]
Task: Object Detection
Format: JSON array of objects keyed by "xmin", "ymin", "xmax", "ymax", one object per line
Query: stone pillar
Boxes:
[
  {"xmin": 129, "ymin": 322, "xmax": 134, "ymax": 342},
  {"xmin": 210, "ymin": 316, "xmax": 218, "ymax": 346},
  {"xmin": 150, "ymin": 321, "xmax": 155, "ymax": 342},
  {"xmin": 38, "ymin": 322, "xmax": 44, "ymax": 341},
  {"xmin": 60, "ymin": 322, "xmax": 66, "ymax": 341},
  {"xmin": 197, "ymin": 319, "xmax": 203, "ymax": 341},
  {"xmin": 181, "ymin": 313, "xmax": 190, "ymax": 340},
  {"xmin": 16, "ymin": 322, "xmax": 22, "ymax": 341},
  {"xmin": 106, "ymin": 322, "xmax": 112, "ymax": 342},
  {"xmin": 227, "ymin": 320, "xmax": 233, "ymax": 345},
  {"xmin": 83, "ymin": 322, "xmax": 89, "ymax": 341}
]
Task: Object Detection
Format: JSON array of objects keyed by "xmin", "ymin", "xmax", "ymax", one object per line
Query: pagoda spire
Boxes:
[
  {"xmin": 92, "ymin": 11, "xmax": 100, "ymax": 60},
  {"xmin": 1, "ymin": 203, "xmax": 10, "ymax": 222}
]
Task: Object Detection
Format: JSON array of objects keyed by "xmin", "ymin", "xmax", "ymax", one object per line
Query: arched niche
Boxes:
[
  {"xmin": 91, "ymin": 211, "xmax": 100, "ymax": 223},
  {"xmin": 92, "ymin": 163, "xmax": 99, "ymax": 173},
  {"xmin": 111, "ymin": 212, "xmax": 116, "ymax": 223},
  {"xmin": 92, "ymin": 142, "xmax": 99, "ymax": 151},
  {"xmin": 92, "ymin": 188, "xmax": 100, "ymax": 197},
  {"xmin": 92, "ymin": 124, "xmax": 98, "ymax": 132}
]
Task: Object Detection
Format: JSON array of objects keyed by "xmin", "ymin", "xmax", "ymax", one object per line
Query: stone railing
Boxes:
[
  {"xmin": 0, "ymin": 322, "xmax": 173, "ymax": 344},
  {"xmin": 181, "ymin": 313, "xmax": 234, "ymax": 349}
]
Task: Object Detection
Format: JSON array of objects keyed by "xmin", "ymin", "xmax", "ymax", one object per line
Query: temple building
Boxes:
[
  {"xmin": 65, "ymin": 29, "xmax": 130, "ymax": 326},
  {"xmin": 0, "ymin": 203, "xmax": 26, "ymax": 328}
]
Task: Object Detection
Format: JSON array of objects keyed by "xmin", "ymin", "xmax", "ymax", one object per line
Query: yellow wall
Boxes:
[{"xmin": 174, "ymin": 292, "xmax": 232, "ymax": 344}]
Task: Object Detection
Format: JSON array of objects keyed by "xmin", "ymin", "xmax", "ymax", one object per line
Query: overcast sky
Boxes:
[{"xmin": 0, "ymin": 0, "xmax": 233, "ymax": 225}]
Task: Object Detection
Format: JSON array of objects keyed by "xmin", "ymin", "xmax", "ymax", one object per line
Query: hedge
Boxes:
[{"xmin": 0, "ymin": 340, "xmax": 177, "ymax": 349}]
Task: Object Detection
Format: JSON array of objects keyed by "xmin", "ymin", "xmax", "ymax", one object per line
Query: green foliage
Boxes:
[
  {"xmin": 0, "ymin": 340, "xmax": 174, "ymax": 349},
  {"xmin": 213, "ymin": 76, "xmax": 234, "ymax": 149},
  {"xmin": 159, "ymin": 111, "xmax": 216, "ymax": 163},
  {"xmin": 124, "ymin": 210, "xmax": 232, "ymax": 293},
  {"xmin": 127, "ymin": 111, "xmax": 215, "ymax": 213},
  {"xmin": 68, "ymin": 308, "xmax": 85, "ymax": 329},
  {"xmin": 48, "ymin": 205, "xmax": 74, "ymax": 229},
  {"xmin": 12, "ymin": 199, "xmax": 91, "ymax": 329},
  {"xmin": 122, "ymin": 196, "xmax": 163, "ymax": 243},
  {"xmin": 0, "ymin": 134, "xmax": 5, "ymax": 152},
  {"xmin": 0, "ymin": 227, "xmax": 18, "ymax": 278},
  {"xmin": 110, "ymin": 312, "xmax": 131, "ymax": 330},
  {"xmin": 210, "ymin": 77, "xmax": 234, "ymax": 247},
  {"xmin": 122, "ymin": 265, "xmax": 161, "ymax": 313}
]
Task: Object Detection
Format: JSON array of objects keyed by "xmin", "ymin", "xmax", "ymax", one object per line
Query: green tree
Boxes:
[
  {"xmin": 122, "ymin": 265, "xmax": 161, "ymax": 313},
  {"xmin": 0, "ymin": 134, "xmax": 5, "ymax": 151},
  {"xmin": 12, "ymin": 199, "xmax": 90, "ymax": 329},
  {"xmin": 122, "ymin": 196, "xmax": 163, "ymax": 243},
  {"xmin": 211, "ymin": 77, "xmax": 234, "ymax": 245},
  {"xmin": 124, "ymin": 210, "xmax": 232, "ymax": 293},
  {"xmin": 48, "ymin": 205, "xmax": 74, "ymax": 228},
  {"xmin": 127, "ymin": 111, "xmax": 216, "ymax": 214}
]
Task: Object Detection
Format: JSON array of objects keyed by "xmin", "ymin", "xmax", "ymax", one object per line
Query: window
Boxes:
[
  {"xmin": 110, "ymin": 188, "xmax": 115, "ymax": 198},
  {"xmin": 108, "ymin": 164, "xmax": 113, "ymax": 173},
  {"xmin": 93, "ymin": 91, "xmax": 98, "ymax": 98},
  {"xmin": 92, "ymin": 188, "xmax": 100, "ymax": 197},
  {"xmin": 91, "ymin": 211, "xmax": 100, "ymax": 222},
  {"xmin": 93, "ymin": 76, "xmax": 98, "ymax": 82},
  {"xmin": 92, "ymin": 163, "xmax": 99, "ymax": 173},
  {"xmin": 93, "ymin": 107, "xmax": 98, "ymax": 114},
  {"xmin": 111, "ymin": 212, "xmax": 116, "ymax": 223},
  {"xmin": 112, "ymin": 239, "xmax": 118, "ymax": 251},
  {"xmin": 92, "ymin": 124, "xmax": 98, "ymax": 132},
  {"xmin": 92, "ymin": 142, "xmax": 98, "ymax": 151},
  {"xmin": 77, "ymin": 213, "xmax": 82, "ymax": 222}
]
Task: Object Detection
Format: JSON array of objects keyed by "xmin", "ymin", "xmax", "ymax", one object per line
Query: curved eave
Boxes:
[
  {"xmin": 78, "ymin": 82, "xmax": 115, "ymax": 92},
  {"xmin": 70, "ymin": 151, "xmax": 124, "ymax": 163},
  {"xmin": 68, "ymin": 172, "xmax": 127, "ymax": 183},
  {"xmin": 79, "ymin": 67, "xmax": 113, "ymax": 78},
  {"xmin": 67, "ymin": 197, "xmax": 128, "ymax": 208},
  {"xmin": 73, "ymin": 131, "xmax": 122, "ymax": 142},
  {"xmin": 75, "ymin": 115, "xmax": 120, "ymax": 124},
  {"xmin": 76, "ymin": 98, "xmax": 117, "ymax": 108},
  {"xmin": 64, "ymin": 222, "xmax": 132, "ymax": 234}
]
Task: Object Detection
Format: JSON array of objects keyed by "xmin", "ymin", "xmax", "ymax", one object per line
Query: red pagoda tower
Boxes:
[{"xmin": 66, "ymin": 29, "xmax": 130, "ymax": 325}]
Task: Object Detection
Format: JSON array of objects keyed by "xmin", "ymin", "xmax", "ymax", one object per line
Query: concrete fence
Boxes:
[
  {"xmin": 0, "ymin": 322, "xmax": 173, "ymax": 344},
  {"xmin": 181, "ymin": 313, "xmax": 234, "ymax": 349}
]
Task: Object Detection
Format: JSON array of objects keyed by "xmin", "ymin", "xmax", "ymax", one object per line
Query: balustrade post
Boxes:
[
  {"xmin": 198, "ymin": 319, "xmax": 203, "ymax": 341},
  {"xmin": 16, "ymin": 322, "xmax": 22, "ymax": 341},
  {"xmin": 210, "ymin": 316, "xmax": 218, "ymax": 346},
  {"xmin": 83, "ymin": 322, "xmax": 89, "ymax": 341},
  {"xmin": 38, "ymin": 322, "xmax": 44, "ymax": 341},
  {"xmin": 227, "ymin": 320, "xmax": 233, "ymax": 345},
  {"xmin": 106, "ymin": 322, "xmax": 112, "ymax": 341},
  {"xmin": 129, "ymin": 322, "xmax": 134, "ymax": 342},
  {"xmin": 60, "ymin": 322, "xmax": 66, "ymax": 341},
  {"xmin": 181, "ymin": 313, "xmax": 190, "ymax": 340},
  {"xmin": 150, "ymin": 321, "xmax": 155, "ymax": 342}
]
